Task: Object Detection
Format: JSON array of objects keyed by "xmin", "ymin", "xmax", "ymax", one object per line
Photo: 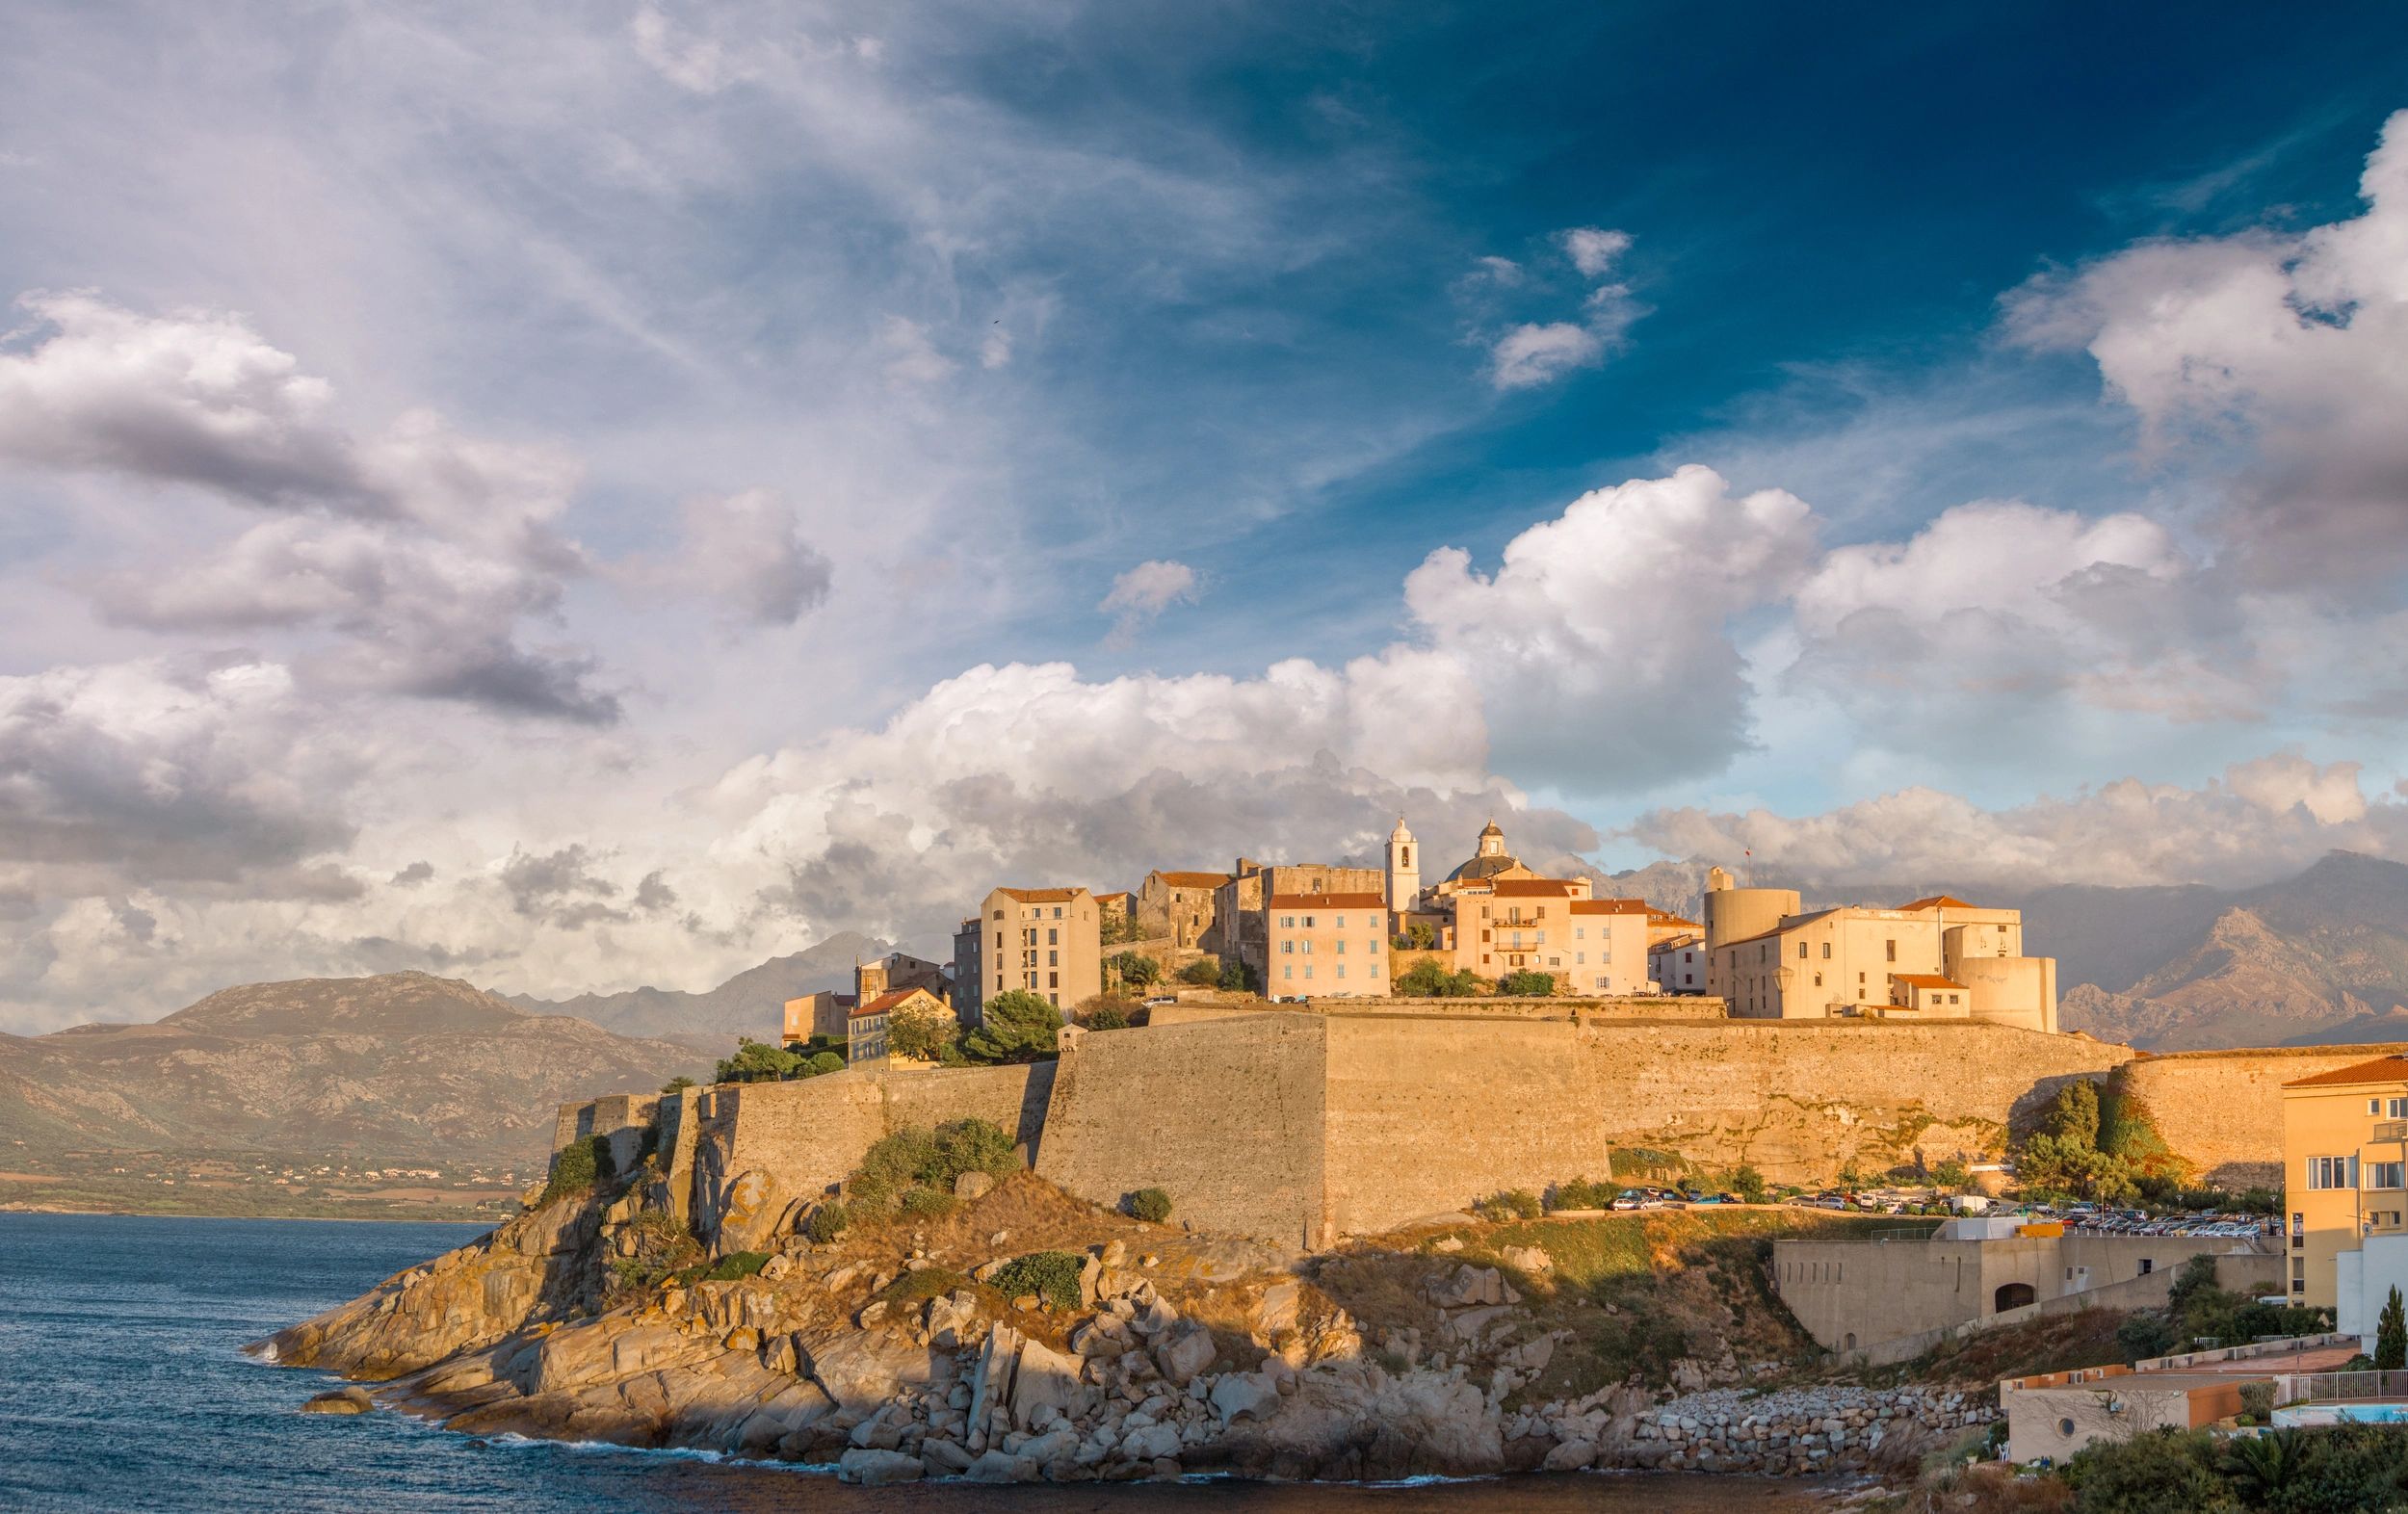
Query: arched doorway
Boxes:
[{"xmin": 1994, "ymin": 1282, "xmax": 2036, "ymax": 1312}]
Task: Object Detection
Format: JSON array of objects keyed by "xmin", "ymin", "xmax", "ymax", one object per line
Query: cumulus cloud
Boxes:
[
  {"xmin": 1631, "ymin": 753, "xmax": 2408, "ymax": 892},
  {"xmin": 1559, "ymin": 226, "xmax": 1632, "ymax": 277},
  {"xmin": 640, "ymin": 489, "xmax": 834, "ymax": 629},
  {"xmin": 499, "ymin": 843, "xmax": 629, "ymax": 929},
  {"xmin": 2004, "ymin": 108, "xmax": 2408, "ymax": 587},
  {"xmin": 1402, "ymin": 465, "xmax": 1815, "ymax": 790},
  {"xmin": 0, "ymin": 294, "xmax": 617, "ymax": 721},
  {"xmin": 1097, "ymin": 559, "xmax": 1198, "ymax": 643},
  {"xmin": 1488, "ymin": 322, "xmax": 1606, "ymax": 390},
  {"xmin": 390, "ymin": 861, "xmax": 433, "ymax": 886}
]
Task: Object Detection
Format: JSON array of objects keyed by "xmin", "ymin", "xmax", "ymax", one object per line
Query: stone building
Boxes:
[
  {"xmin": 1707, "ymin": 874, "xmax": 2057, "ymax": 1031},
  {"xmin": 1263, "ymin": 892, "xmax": 1388, "ymax": 999},
  {"xmin": 846, "ymin": 986, "xmax": 951, "ymax": 1065},
  {"xmin": 951, "ymin": 916, "xmax": 983, "ymax": 1028},
  {"xmin": 975, "ymin": 885, "xmax": 1103, "ymax": 1011},
  {"xmin": 1136, "ymin": 869, "xmax": 1232, "ymax": 952},
  {"xmin": 784, "ymin": 950, "xmax": 953, "ymax": 1047},
  {"xmin": 1095, "ymin": 891, "xmax": 1134, "ymax": 939}
]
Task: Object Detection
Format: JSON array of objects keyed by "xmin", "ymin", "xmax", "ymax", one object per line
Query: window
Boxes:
[
  {"xmin": 1814, "ymin": 973, "xmax": 1823, "ymax": 987},
  {"xmin": 1798, "ymin": 942, "xmax": 1809, "ymax": 959},
  {"xmin": 1283, "ymin": 964, "xmax": 1293, "ymax": 979},
  {"xmin": 1575, "ymin": 927, "xmax": 1586, "ymax": 940},
  {"xmin": 1301, "ymin": 915, "xmax": 1316, "ymax": 928},
  {"xmin": 1280, "ymin": 915, "xmax": 1295, "ymax": 928},
  {"xmin": 1335, "ymin": 939, "xmax": 1346, "ymax": 954},
  {"xmin": 1047, "ymin": 972, "xmax": 1058, "ymax": 988},
  {"xmin": 2308, "ymin": 1156, "xmax": 2359, "ymax": 1189},
  {"xmin": 1301, "ymin": 940, "xmax": 1312, "ymax": 954},
  {"xmin": 1047, "ymin": 928, "xmax": 1058, "ymax": 945},
  {"xmin": 1303, "ymin": 965, "xmax": 1314, "ymax": 980},
  {"xmin": 2370, "ymin": 1162, "xmax": 2406, "ymax": 1190},
  {"xmin": 2391, "ymin": 1097, "xmax": 2408, "ymax": 1118},
  {"xmin": 1336, "ymin": 914, "xmax": 1345, "ymax": 928},
  {"xmin": 1052, "ymin": 906, "xmax": 1061, "ymax": 919},
  {"xmin": 1885, "ymin": 939, "xmax": 1897, "ymax": 962},
  {"xmin": 1281, "ymin": 941, "xmax": 1294, "ymax": 954},
  {"xmin": 1336, "ymin": 963, "xmax": 1346, "ymax": 979},
  {"xmin": 1047, "ymin": 950, "xmax": 1058, "ymax": 966},
  {"xmin": 1577, "ymin": 952, "xmax": 1586, "ymax": 965},
  {"xmin": 1821, "ymin": 942, "xmax": 1831, "ymax": 959}
]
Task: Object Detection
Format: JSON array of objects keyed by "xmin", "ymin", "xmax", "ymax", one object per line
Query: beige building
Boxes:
[
  {"xmin": 846, "ymin": 986, "xmax": 950, "ymax": 1065},
  {"xmin": 2281, "ymin": 1054, "xmax": 2408, "ymax": 1309},
  {"xmin": 1217, "ymin": 858, "xmax": 1385, "ymax": 985},
  {"xmin": 1709, "ymin": 878, "xmax": 2057, "ymax": 1031},
  {"xmin": 1264, "ymin": 892, "xmax": 1388, "ymax": 998},
  {"xmin": 1443, "ymin": 876, "xmax": 1588, "ymax": 978},
  {"xmin": 1137, "ymin": 869, "xmax": 1232, "ymax": 952},
  {"xmin": 976, "ymin": 885, "xmax": 1103, "ymax": 1011},
  {"xmin": 1650, "ymin": 933, "xmax": 1706, "ymax": 994}
]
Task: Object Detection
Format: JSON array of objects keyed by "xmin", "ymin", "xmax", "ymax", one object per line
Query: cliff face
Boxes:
[
  {"xmin": 0, "ymin": 971, "xmax": 709, "ymax": 1168},
  {"xmin": 261, "ymin": 1164, "xmax": 1986, "ymax": 1486}
]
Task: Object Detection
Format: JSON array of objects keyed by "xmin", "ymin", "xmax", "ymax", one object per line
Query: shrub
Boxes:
[
  {"xmin": 1478, "ymin": 1188, "xmax": 1543, "ymax": 1220},
  {"xmin": 2116, "ymin": 1311, "xmax": 2178, "ymax": 1363},
  {"xmin": 804, "ymin": 1203, "xmax": 849, "ymax": 1242},
  {"xmin": 1549, "ymin": 1178, "xmax": 1610, "ymax": 1211},
  {"xmin": 1075, "ymin": 994, "xmax": 1138, "ymax": 1029},
  {"xmin": 1177, "ymin": 959, "xmax": 1222, "ymax": 987},
  {"xmin": 966, "ymin": 990, "xmax": 1062, "ymax": 1063},
  {"xmin": 901, "ymin": 1187, "xmax": 956, "ymax": 1217},
  {"xmin": 932, "ymin": 1118, "xmax": 1018, "ymax": 1186},
  {"xmin": 1219, "ymin": 958, "xmax": 1257, "ymax": 993},
  {"xmin": 704, "ymin": 1250, "xmax": 770, "ymax": 1282},
  {"xmin": 2379, "ymin": 1285, "xmax": 2406, "ymax": 1371},
  {"xmin": 1729, "ymin": 1164, "xmax": 1768, "ymax": 1203},
  {"xmin": 990, "ymin": 1251, "xmax": 1086, "ymax": 1311},
  {"xmin": 1609, "ymin": 1147, "xmax": 1685, "ymax": 1181},
  {"xmin": 2061, "ymin": 1427, "xmax": 2233, "ymax": 1512},
  {"xmin": 1107, "ymin": 952, "xmax": 1161, "ymax": 989},
  {"xmin": 1395, "ymin": 957, "xmax": 1483, "ymax": 997},
  {"xmin": 1126, "ymin": 1187, "xmax": 1173, "ymax": 1223},
  {"xmin": 2237, "ymin": 1381, "xmax": 2274, "ymax": 1422},
  {"xmin": 1497, "ymin": 969, "xmax": 1555, "ymax": 997},
  {"xmin": 660, "ymin": 1074, "xmax": 697, "ymax": 1095},
  {"xmin": 541, "ymin": 1135, "xmax": 613, "ymax": 1203},
  {"xmin": 805, "ymin": 1051, "xmax": 846, "ymax": 1076},
  {"xmin": 1928, "ymin": 1159, "xmax": 1970, "ymax": 1191}
]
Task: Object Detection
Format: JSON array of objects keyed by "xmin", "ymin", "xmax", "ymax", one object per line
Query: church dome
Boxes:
[{"xmin": 1446, "ymin": 820, "xmax": 1521, "ymax": 881}]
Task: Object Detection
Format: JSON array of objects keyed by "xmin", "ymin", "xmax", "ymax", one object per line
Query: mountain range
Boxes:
[{"xmin": 507, "ymin": 930, "xmax": 883, "ymax": 1047}]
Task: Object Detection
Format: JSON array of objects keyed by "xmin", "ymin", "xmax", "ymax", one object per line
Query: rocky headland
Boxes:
[{"xmin": 258, "ymin": 1156, "xmax": 1991, "ymax": 1487}]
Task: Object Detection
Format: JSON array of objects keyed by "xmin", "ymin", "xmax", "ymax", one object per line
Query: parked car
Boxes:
[{"xmin": 1610, "ymin": 1191, "xmax": 1644, "ymax": 1211}]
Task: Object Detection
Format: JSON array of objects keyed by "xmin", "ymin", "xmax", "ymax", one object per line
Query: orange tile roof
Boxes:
[
  {"xmin": 2285, "ymin": 1055, "xmax": 2408, "ymax": 1089},
  {"xmin": 996, "ymin": 886, "xmax": 1084, "ymax": 903},
  {"xmin": 1570, "ymin": 897, "xmax": 1649, "ymax": 914},
  {"xmin": 1490, "ymin": 878, "xmax": 1582, "ymax": 898},
  {"xmin": 850, "ymin": 987, "xmax": 938, "ymax": 1019},
  {"xmin": 1650, "ymin": 908, "xmax": 1701, "ymax": 928},
  {"xmin": 1268, "ymin": 893, "xmax": 1387, "ymax": 910},
  {"xmin": 1096, "ymin": 891, "xmax": 1133, "ymax": 904},
  {"xmin": 1154, "ymin": 870, "xmax": 1233, "ymax": 890},
  {"xmin": 1892, "ymin": 973, "xmax": 1966, "ymax": 990},
  {"xmin": 1896, "ymin": 894, "xmax": 1979, "ymax": 911}
]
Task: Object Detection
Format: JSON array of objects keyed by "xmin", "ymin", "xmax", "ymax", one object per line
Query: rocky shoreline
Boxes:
[{"xmin": 258, "ymin": 1174, "xmax": 1981, "ymax": 1488}]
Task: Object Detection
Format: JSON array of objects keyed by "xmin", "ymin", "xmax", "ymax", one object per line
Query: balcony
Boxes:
[{"xmin": 2376, "ymin": 1121, "xmax": 2408, "ymax": 1142}]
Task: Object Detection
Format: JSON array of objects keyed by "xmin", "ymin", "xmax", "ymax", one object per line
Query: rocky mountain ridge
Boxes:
[{"xmin": 510, "ymin": 931, "xmax": 883, "ymax": 1047}]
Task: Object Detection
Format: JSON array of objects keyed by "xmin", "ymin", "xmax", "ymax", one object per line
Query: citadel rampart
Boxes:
[{"xmin": 554, "ymin": 1013, "xmax": 2362, "ymax": 1251}]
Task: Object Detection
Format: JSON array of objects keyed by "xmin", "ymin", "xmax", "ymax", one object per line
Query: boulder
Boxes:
[
  {"xmin": 921, "ymin": 1437, "xmax": 974, "ymax": 1474},
  {"xmin": 1500, "ymin": 1245, "xmax": 1552, "ymax": 1274},
  {"xmin": 1153, "ymin": 1319, "xmax": 1216, "ymax": 1383},
  {"xmin": 300, "ymin": 1388, "xmax": 373, "ymax": 1415},
  {"xmin": 837, "ymin": 1449, "xmax": 925, "ymax": 1486},
  {"xmin": 1210, "ymin": 1371, "xmax": 1282, "ymax": 1425},
  {"xmin": 1120, "ymin": 1422, "xmax": 1183, "ymax": 1461},
  {"xmin": 955, "ymin": 1170, "xmax": 996, "ymax": 1201},
  {"xmin": 1009, "ymin": 1337, "xmax": 1086, "ymax": 1430},
  {"xmin": 1542, "ymin": 1438, "xmax": 1597, "ymax": 1471},
  {"xmin": 965, "ymin": 1449, "xmax": 1039, "ymax": 1483},
  {"xmin": 712, "ymin": 1168, "xmax": 785, "ymax": 1256},
  {"xmin": 800, "ymin": 1330, "xmax": 938, "ymax": 1414},
  {"xmin": 1253, "ymin": 1281, "xmax": 1301, "ymax": 1339}
]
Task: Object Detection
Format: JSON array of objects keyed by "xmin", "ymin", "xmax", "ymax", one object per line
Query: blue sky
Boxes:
[{"xmin": 2, "ymin": 1, "xmax": 2406, "ymax": 1029}]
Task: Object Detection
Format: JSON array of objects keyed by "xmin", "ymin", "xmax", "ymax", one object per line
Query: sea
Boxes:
[{"xmin": 0, "ymin": 1214, "xmax": 1837, "ymax": 1512}]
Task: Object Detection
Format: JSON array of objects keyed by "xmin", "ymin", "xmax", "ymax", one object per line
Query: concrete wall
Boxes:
[
  {"xmin": 2122, "ymin": 1045, "xmax": 2408, "ymax": 1188},
  {"xmin": 1773, "ymin": 1233, "xmax": 2274, "ymax": 1354},
  {"xmin": 1034, "ymin": 1016, "xmax": 1329, "ymax": 1247}
]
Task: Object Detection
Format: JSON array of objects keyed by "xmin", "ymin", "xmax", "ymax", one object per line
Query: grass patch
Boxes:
[{"xmin": 877, "ymin": 1266, "xmax": 977, "ymax": 1307}]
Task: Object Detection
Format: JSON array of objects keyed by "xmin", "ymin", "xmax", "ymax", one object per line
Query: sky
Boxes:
[{"xmin": 4, "ymin": 2, "xmax": 2408, "ymax": 1032}]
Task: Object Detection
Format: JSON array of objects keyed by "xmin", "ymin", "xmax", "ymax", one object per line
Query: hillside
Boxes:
[
  {"xmin": 510, "ymin": 930, "xmax": 885, "ymax": 1045},
  {"xmin": 0, "ymin": 971, "xmax": 709, "ymax": 1171}
]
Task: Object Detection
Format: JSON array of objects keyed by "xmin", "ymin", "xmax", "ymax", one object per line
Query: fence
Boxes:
[{"xmin": 2278, "ymin": 1370, "xmax": 2408, "ymax": 1406}]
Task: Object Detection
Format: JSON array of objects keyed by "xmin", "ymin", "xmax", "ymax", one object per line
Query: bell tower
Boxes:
[{"xmin": 1386, "ymin": 816, "xmax": 1420, "ymax": 910}]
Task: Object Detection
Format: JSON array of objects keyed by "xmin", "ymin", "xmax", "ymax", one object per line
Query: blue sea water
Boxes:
[{"xmin": 0, "ymin": 1213, "xmax": 1816, "ymax": 1512}]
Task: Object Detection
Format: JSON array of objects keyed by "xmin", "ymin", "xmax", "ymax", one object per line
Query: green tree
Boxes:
[
  {"xmin": 1730, "ymin": 1165, "xmax": 1767, "ymax": 1204},
  {"xmin": 1177, "ymin": 958, "xmax": 1222, "ymax": 987},
  {"xmin": 2379, "ymin": 1286, "xmax": 2406, "ymax": 1372},
  {"xmin": 804, "ymin": 1050, "xmax": 846, "ymax": 1076},
  {"xmin": 1403, "ymin": 920, "xmax": 1436, "ymax": 950},
  {"xmin": 1082, "ymin": 1001, "xmax": 1132, "ymax": 1030},
  {"xmin": 659, "ymin": 1074, "xmax": 697, "ymax": 1095},
  {"xmin": 2045, "ymin": 1079, "xmax": 2102, "ymax": 1148},
  {"xmin": 1218, "ymin": 957, "xmax": 1256, "ymax": 993},
  {"xmin": 1106, "ymin": 952, "xmax": 1161, "ymax": 989},
  {"xmin": 1397, "ymin": 957, "xmax": 1482, "ymax": 997},
  {"xmin": 1928, "ymin": 1159, "xmax": 1970, "ymax": 1191},
  {"xmin": 715, "ymin": 1037, "xmax": 802, "ymax": 1083},
  {"xmin": 1497, "ymin": 969, "xmax": 1554, "ymax": 997},
  {"xmin": 885, "ymin": 998, "xmax": 955, "ymax": 1061},
  {"xmin": 966, "ymin": 989, "xmax": 1062, "ymax": 1063}
]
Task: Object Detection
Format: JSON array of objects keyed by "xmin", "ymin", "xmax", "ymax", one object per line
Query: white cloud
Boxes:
[
  {"xmin": 1402, "ymin": 465, "xmax": 1814, "ymax": 790},
  {"xmin": 1097, "ymin": 559, "xmax": 1198, "ymax": 643},
  {"xmin": 2004, "ymin": 108, "xmax": 2408, "ymax": 586},
  {"xmin": 1631, "ymin": 754, "xmax": 2407, "ymax": 892},
  {"xmin": 1559, "ymin": 226, "xmax": 1631, "ymax": 277},
  {"xmin": 1488, "ymin": 321, "xmax": 1605, "ymax": 389},
  {"xmin": 877, "ymin": 315, "xmax": 957, "ymax": 388},
  {"xmin": 639, "ymin": 489, "xmax": 834, "ymax": 629}
]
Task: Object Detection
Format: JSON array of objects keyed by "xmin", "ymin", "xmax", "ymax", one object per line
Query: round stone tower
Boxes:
[{"xmin": 1701, "ymin": 863, "xmax": 1801, "ymax": 1002}]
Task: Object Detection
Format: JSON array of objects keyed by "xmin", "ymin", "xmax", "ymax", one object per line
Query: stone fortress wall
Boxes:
[{"xmin": 554, "ymin": 1008, "xmax": 2375, "ymax": 1251}]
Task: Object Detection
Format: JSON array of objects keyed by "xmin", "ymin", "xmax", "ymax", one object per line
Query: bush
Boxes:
[
  {"xmin": 704, "ymin": 1250, "xmax": 770, "ymax": 1281},
  {"xmin": 1177, "ymin": 959, "xmax": 1222, "ymax": 987},
  {"xmin": 932, "ymin": 1118, "xmax": 1018, "ymax": 1186},
  {"xmin": 1928, "ymin": 1159, "xmax": 1970, "ymax": 1191},
  {"xmin": 1126, "ymin": 1187, "xmax": 1173, "ymax": 1223},
  {"xmin": 660, "ymin": 1074, "xmax": 697, "ymax": 1095},
  {"xmin": 1075, "ymin": 994, "xmax": 1138, "ymax": 1030},
  {"xmin": 966, "ymin": 990, "xmax": 1062, "ymax": 1063},
  {"xmin": 901, "ymin": 1187, "xmax": 956, "ymax": 1217},
  {"xmin": 1729, "ymin": 1164, "xmax": 1768, "ymax": 1203},
  {"xmin": 990, "ymin": 1251, "xmax": 1086, "ymax": 1310},
  {"xmin": 805, "ymin": 1050, "xmax": 846, "ymax": 1076},
  {"xmin": 1478, "ymin": 1188, "xmax": 1543, "ymax": 1220},
  {"xmin": 804, "ymin": 1203, "xmax": 849, "ymax": 1242},
  {"xmin": 1609, "ymin": 1147, "xmax": 1686, "ymax": 1181},
  {"xmin": 540, "ymin": 1135, "xmax": 614, "ymax": 1203},
  {"xmin": 1107, "ymin": 952, "xmax": 1161, "ymax": 989},
  {"xmin": 2116, "ymin": 1311, "xmax": 2178, "ymax": 1363},
  {"xmin": 1395, "ymin": 957, "xmax": 1483, "ymax": 997},
  {"xmin": 2062, "ymin": 1427, "xmax": 2235, "ymax": 1512},
  {"xmin": 1549, "ymin": 1178, "xmax": 1610, "ymax": 1211},
  {"xmin": 2237, "ymin": 1381, "xmax": 2274, "ymax": 1422},
  {"xmin": 1497, "ymin": 969, "xmax": 1555, "ymax": 997},
  {"xmin": 1219, "ymin": 957, "xmax": 1257, "ymax": 993}
]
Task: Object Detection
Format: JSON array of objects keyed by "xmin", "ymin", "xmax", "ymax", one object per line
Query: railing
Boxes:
[
  {"xmin": 2375, "ymin": 1121, "xmax": 2408, "ymax": 1141},
  {"xmin": 2279, "ymin": 1370, "xmax": 2408, "ymax": 1406}
]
